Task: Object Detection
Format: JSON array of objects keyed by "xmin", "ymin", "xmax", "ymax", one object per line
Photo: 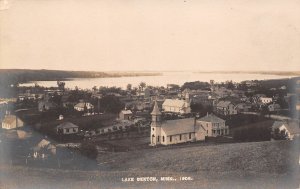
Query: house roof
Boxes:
[
  {"xmin": 74, "ymin": 102, "xmax": 93, "ymax": 108},
  {"xmin": 162, "ymin": 99, "xmax": 186, "ymax": 108},
  {"xmin": 57, "ymin": 122, "xmax": 79, "ymax": 129},
  {"xmin": 161, "ymin": 118, "xmax": 195, "ymax": 136},
  {"xmin": 272, "ymin": 121, "xmax": 286, "ymax": 129},
  {"xmin": 198, "ymin": 114, "xmax": 225, "ymax": 123},
  {"xmin": 120, "ymin": 110, "xmax": 133, "ymax": 115},
  {"xmin": 216, "ymin": 101, "xmax": 233, "ymax": 108},
  {"xmin": 2, "ymin": 115, "xmax": 23, "ymax": 125},
  {"xmin": 37, "ymin": 139, "xmax": 51, "ymax": 148},
  {"xmin": 34, "ymin": 138, "xmax": 56, "ymax": 152},
  {"xmin": 285, "ymin": 121, "xmax": 300, "ymax": 134}
]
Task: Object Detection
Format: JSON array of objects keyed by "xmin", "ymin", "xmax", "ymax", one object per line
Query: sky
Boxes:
[{"xmin": 0, "ymin": 0, "xmax": 300, "ymax": 72}]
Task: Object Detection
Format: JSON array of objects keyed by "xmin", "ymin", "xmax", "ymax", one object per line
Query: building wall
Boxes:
[
  {"xmin": 2, "ymin": 119, "xmax": 24, "ymax": 129},
  {"xmin": 160, "ymin": 130, "xmax": 195, "ymax": 145},
  {"xmin": 260, "ymin": 98, "xmax": 273, "ymax": 104},
  {"xmin": 162, "ymin": 105, "xmax": 182, "ymax": 113},
  {"xmin": 195, "ymin": 130, "xmax": 206, "ymax": 141},
  {"xmin": 119, "ymin": 113, "xmax": 132, "ymax": 120},
  {"xmin": 62, "ymin": 127, "xmax": 78, "ymax": 134},
  {"xmin": 197, "ymin": 120, "xmax": 228, "ymax": 137},
  {"xmin": 150, "ymin": 124, "xmax": 161, "ymax": 145}
]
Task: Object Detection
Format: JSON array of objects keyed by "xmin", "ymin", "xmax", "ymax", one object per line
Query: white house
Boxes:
[
  {"xmin": 119, "ymin": 109, "xmax": 133, "ymax": 120},
  {"xmin": 74, "ymin": 102, "xmax": 94, "ymax": 112},
  {"xmin": 162, "ymin": 94, "xmax": 191, "ymax": 114},
  {"xmin": 56, "ymin": 122, "xmax": 79, "ymax": 135},
  {"xmin": 272, "ymin": 120, "xmax": 300, "ymax": 140},
  {"xmin": 1, "ymin": 115, "xmax": 24, "ymax": 130},
  {"xmin": 197, "ymin": 114, "xmax": 229, "ymax": 137},
  {"xmin": 259, "ymin": 97, "xmax": 273, "ymax": 104},
  {"xmin": 215, "ymin": 101, "xmax": 237, "ymax": 115},
  {"xmin": 32, "ymin": 138, "xmax": 56, "ymax": 158},
  {"xmin": 150, "ymin": 101, "xmax": 205, "ymax": 146}
]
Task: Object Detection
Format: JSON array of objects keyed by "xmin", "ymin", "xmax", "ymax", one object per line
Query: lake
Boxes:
[{"xmin": 20, "ymin": 72, "xmax": 298, "ymax": 90}]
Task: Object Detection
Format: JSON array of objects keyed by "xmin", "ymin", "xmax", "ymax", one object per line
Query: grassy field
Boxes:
[{"xmin": 1, "ymin": 140, "xmax": 299, "ymax": 189}]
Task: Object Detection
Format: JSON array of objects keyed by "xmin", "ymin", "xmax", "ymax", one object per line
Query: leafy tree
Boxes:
[
  {"xmin": 139, "ymin": 82, "xmax": 146, "ymax": 91},
  {"xmin": 273, "ymin": 128, "xmax": 288, "ymax": 140},
  {"xmin": 57, "ymin": 81, "xmax": 65, "ymax": 91},
  {"xmin": 126, "ymin": 84, "xmax": 132, "ymax": 91},
  {"xmin": 181, "ymin": 81, "xmax": 210, "ymax": 90},
  {"xmin": 225, "ymin": 80, "xmax": 235, "ymax": 90},
  {"xmin": 100, "ymin": 95, "xmax": 124, "ymax": 114},
  {"xmin": 92, "ymin": 86, "xmax": 98, "ymax": 93}
]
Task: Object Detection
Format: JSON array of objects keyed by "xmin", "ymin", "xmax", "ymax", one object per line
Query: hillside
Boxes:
[
  {"xmin": 0, "ymin": 69, "xmax": 161, "ymax": 84},
  {"xmin": 0, "ymin": 140, "xmax": 299, "ymax": 189}
]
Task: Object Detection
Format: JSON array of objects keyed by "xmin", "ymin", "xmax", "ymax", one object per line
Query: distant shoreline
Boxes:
[
  {"xmin": 0, "ymin": 69, "xmax": 162, "ymax": 84},
  {"xmin": 194, "ymin": 71, "xmax": 300, "ymax": 76}
]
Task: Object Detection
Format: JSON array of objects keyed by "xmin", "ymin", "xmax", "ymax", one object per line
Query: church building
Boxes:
[
  {"xmin": 150, "ymin": 100, "xmax": 205, "ymax": 146},
  {"xmin": 150, "ymin": 100, "xmax": 229, "ymax": 146}
]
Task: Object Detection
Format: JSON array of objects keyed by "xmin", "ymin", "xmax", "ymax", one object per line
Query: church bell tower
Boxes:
[{"xmin": 150, "ymin": 100, "xmax": 162, "ymax": 146}]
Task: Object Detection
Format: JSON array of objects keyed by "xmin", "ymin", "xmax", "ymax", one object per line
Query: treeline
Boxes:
[
  {"xmin": 233, "ymin": 126, "xmax": 271, "ymax": 142},
  {"xmin": 232, "ymin": 120, "xmax": 273, "ymax": 142},
  {"xmin": 181, "ymin": 81, "xmax": 210, "ymax": 90},
  {"xmin": 0, "ymin": 69, "xmax": 160, "ymax": 98},
  {"xmin": 0, "ymin": 69, "xmax": 161, "ymax": 84}
]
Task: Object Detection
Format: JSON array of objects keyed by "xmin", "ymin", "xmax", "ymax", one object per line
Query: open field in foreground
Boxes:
[{"xmin": 1, "ymin": 140, "xmax": 299, "ymax": 189}]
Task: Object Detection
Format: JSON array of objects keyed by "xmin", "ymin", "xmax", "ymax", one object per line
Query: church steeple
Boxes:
[
  {"xmin": 151, "ymin": 100, "xmax": 161, "ymax": 115},
  {"xmin": 150, "ymin": 99, "xmax": 162, "ymax": 146},
  {"xmin": 151, "ymin": 100, "xmax": 161, "ymax": 124}
]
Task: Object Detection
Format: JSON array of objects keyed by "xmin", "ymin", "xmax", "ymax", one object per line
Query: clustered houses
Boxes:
[
  {"xmin": 162, "ymin": 93, "xmax": 191, "ymax": 114},
  {"xmin": 150, "ymin": 101, "xmax": 228, "ymax": 146},
  {"xmin": 215, "ymin": 100, "xmax": 237, "ymax": 115},
  {"xmin": 74, "ymin": 101, "xmax": 94, "ymax": 112}
]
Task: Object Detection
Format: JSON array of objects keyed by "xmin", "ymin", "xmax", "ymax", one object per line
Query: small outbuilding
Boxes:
[{"xmin": 56, "ymin": 122, "xmax": 79, "ymax": 135}]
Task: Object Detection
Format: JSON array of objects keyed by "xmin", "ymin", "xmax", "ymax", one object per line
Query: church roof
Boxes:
[
  {"xmin": 151, "ymin": 100, "xmax": 162, "ymax": 115},
  {"xmin": 161, "ymin": 118, "xmax": 195, "ymax": 136},
  {"xmin": 162, "ymin": 99, "xmax": 186, "ymax": 108},
  {"xmin": 198, "ymin": 114, "xmax": 225, "ymax": 123}
]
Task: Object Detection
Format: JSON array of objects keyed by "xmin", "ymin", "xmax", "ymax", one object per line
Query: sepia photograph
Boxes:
[{"xmin": 0, "ymin": 0, "xmax": 300, "ymax": 188}]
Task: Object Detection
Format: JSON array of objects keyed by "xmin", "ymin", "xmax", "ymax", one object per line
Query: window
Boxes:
[
  {"xmin": 73, "ymin": 128, "xmax": 77, "ymax": 132},
  {"xmin": 207, "ymin": 130, "xmax": 208, "ymax": 134},
  {"xmin": 189, "ymin": 133, "xmax": 192, "ymax": 139},
  {"xmin": 180, "ymin": 134, "xmax": 182, "ymax": 140},
  {"xmin": 163, "ymin": 136, "xmax": 165, "ymax": 142},
  {"xmin": 66, "ymin": 128, "xmax": 69, "ymax": 133},
  {"xmin": 152, "ymin": 128, "xmax": 155, "ymax": 131},
  {"xmin": 157, "ymin": 136, "xmax": 160, "ymax": 142},
  {"xmin": 170, "ymin": 136, "xmax": 172, "ymax": 142}
]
